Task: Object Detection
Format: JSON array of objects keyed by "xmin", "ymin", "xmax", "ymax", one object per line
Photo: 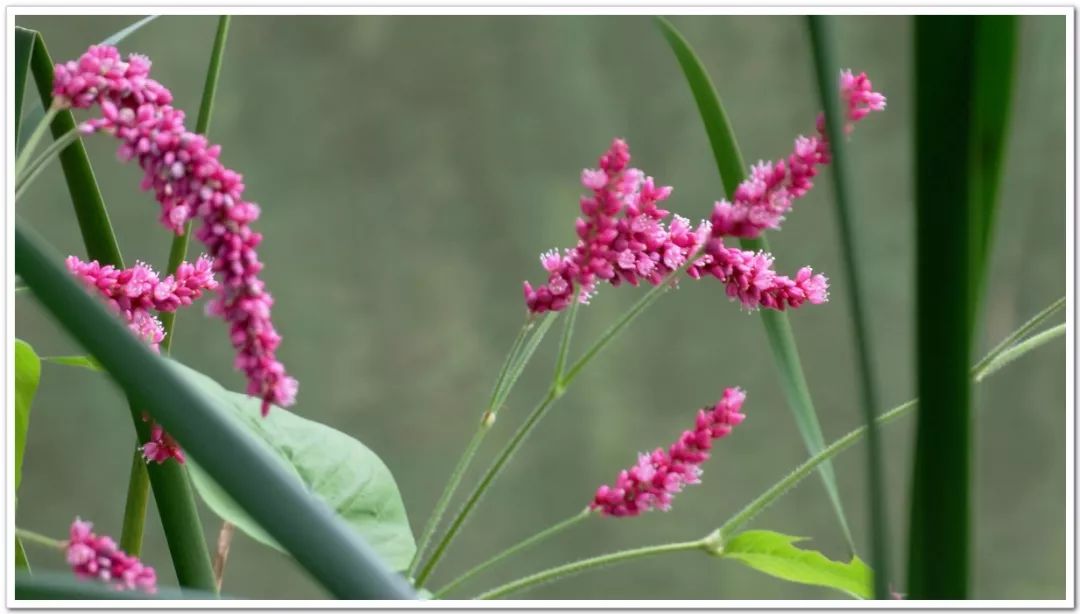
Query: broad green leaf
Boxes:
[
  {"xmin": 42, "ymin": 354, "xmax": 103, "ymax": 371},
  {"xmin": 654, "ymin": 16, "xmax": 853, "ymax": 551},
  {"xmin": 720, "ymin": 530, "xmax": 872, "ymax": 599},
  {"xmin": 15, "ymin": 339, "xmax": 41, "ymax": 492},
  {"xmin": 176, "ymin": 363, "xmax": 416, "ymax": 571}
]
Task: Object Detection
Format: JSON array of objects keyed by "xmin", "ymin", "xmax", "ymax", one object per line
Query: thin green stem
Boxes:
[
  {"xmin": 418, "ymin": 258, "xmax": 695, "ymax": 587},
  {"xmin": 414, "ymin": 388, "xmax": 559, "ymax": 587},
  {"xmin": 119, "ymin": 450, "xmax": 151, "ymax": 555},
  {"xmin": 435, "ymin": 509, "xmax": 593, "ymax": 598},
  {"xmin": 408, "ymin": 316, "xmax": 549, "ymax": 577},
  {"xmin": 493, "ymin": 313, "xmax": 559, "ymax": 414},
  {"xmin": 552, "ymin": 294, "xmax": 581, "ymax": 387},
  {"xmin": 15, "ymin": 128, "xmax": 81, "ymax": 200},
  {"xmin": 475, "ymin": 539, "xmax": 707, "ymax": 599},
  {"xmin": 15, "ymin": 537, "xmax": 31, "ymax": 571},
  {"xmin": 159, "ymin": 15, "xmax": 231, "ymax": 352},
  {"xmin": 807, "ymin": 15, "xmax": 888, "ymax": 596},
  {"xmin": 971, "ymin": 296, "xmax": 1064, "ymax": 376},
  {"xmin": 16, "ymin": 528, "xmax": 64, "ymax": 550},
  {"xmin": 13, "ymin": 105, "xmax": 59, "ymax": 179},
  {"xmin": 974, "ymin": 323, "xmax": 1064, "ymax": 382},
  {"xmin": 719, "ymin": 299, "xmax": 1065, "ymax": 540},
  {"xmin": 409, "ymin": 422, "xmax": 493, "ymax": 579}
]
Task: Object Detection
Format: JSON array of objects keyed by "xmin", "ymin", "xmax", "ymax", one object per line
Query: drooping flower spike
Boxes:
[
  {"xmin": 52, "ymin": 44, "xmax": 298, "ymax": 414},
  {"xmin": 66, "ymin": 255, "xmax": 213, "ymax": 463},
  {"xmin": 65, "ymin": 517, "xmax": 157, "ymax": 593},
  {"xmin": 590, "ymin": 387, "xmax": 747, "ymax": 517}
]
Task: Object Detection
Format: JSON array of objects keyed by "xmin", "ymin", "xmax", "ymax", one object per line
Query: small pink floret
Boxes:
[
  {"xmin": 65, "ymin": 517, "xmax": 157, "ymax": 593},
  {"xmin": 590, "ymin": 387, "xmax": 747, "ymax": 517}
]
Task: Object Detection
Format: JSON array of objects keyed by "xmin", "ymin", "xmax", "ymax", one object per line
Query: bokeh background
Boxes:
[{"xmin": 13, "ymin": 14, "xmax": 1066, "ymax": 600}]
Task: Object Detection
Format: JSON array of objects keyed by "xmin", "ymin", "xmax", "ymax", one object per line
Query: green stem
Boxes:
[
  {"xmin": 552, "ymin": 294, "xmax": 581, "ymax": 387},
  {"xmin": 971, "ymin": 296, "xmax": 1064, "ymax": 376},
  {"xmin": 14, "ymin": 127, "xmax": 80, "ymax": 200},
  {"xmin": 719, "ymin": 302, "xmax": 1065, "ymax": 540},
  {"xmin": 408, "ymin": 316, "xmax": 547, "ymax": 577},
  {"xmin": 414, "ymin": 388, "xmax": 559, "ymax": 587},
  {"xmin": 974, "ymin": 323, "xmax": 1064, "ymax": 382},
  {"xmin": 16, "ymin": 528, "xmax": 64, "ymax": 550},
  {"xmin": 436, "ymin": 509, "xmax": 593, "ymax": 598},
  {"xmin": 418, "ymin": 260, "xmax": 694, "ymax": 587},
  {"xmin": 807, "ymin": 15, "xmax": 888, "ymax": 596},
  {"xmin": 27, "ymin": 29, "xmax": 216, "ymax": 592},
  {"xmin": 159, "ymin": 15, "xmax": 231, "ymax": 352},
  {"xmin": 13, "ymin": 106, "xmax": 59, "ymax": 179},
  {"xmin": 475, "ymin": 539, "xmax": 707, "ymax": 599},
  {"xmin": 119, "ymin": 450, "xmax": 151, "ymax": 555},
  {"xmin": 15, "ymin": 537, "xmax": 31, "ymax": 572}
]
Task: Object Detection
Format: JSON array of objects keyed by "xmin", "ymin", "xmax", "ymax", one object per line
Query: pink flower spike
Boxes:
[
  {"xmin": 708, "ymin": 69, "xmax": 885, "ymax": 240},
  {"xmin": 53, "ymin": 44, "xmax": 298, "ymax": 412},
  {"xmin": 65, "ymin": 517, "xmax": 157, "ymax": 593},
  {"xmin": 523, "ymin": 138, "xmax": 709, "ymax": 313},
  {"xmin": 590, "ymin": 388, "xmax": 747, "ymax": 517},
  {"xmin": 688, "ymin": 239, "xmax": 829, "ymax": 311}
]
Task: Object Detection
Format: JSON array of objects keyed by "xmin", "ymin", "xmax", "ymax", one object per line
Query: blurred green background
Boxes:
[{"xmin": 14, "ymin": 14, "xmax": 1065, "ymax": 600}]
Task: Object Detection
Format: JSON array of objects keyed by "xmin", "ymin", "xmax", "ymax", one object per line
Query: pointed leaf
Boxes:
[
  {"xmin": 721, "ymin": 530, "xmax": 872, "ymax": 599},
  {"xmin": 15, "ymin": 339, "xmax": 41, "ymax": 492},
  {"xmin": 176, "ymin": 363, "xmax": 417, "ymax": 571}
]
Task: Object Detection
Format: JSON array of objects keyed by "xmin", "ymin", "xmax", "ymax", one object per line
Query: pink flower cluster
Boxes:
[
  {"xmin": 66, "ymin": 517, "xmax": 157, "ymax": 593},
  {"xmin": 52, "ymin": 45, "xmax": 298, "ymax": 414},
  {"xmin": 66, "ymin": 256, "xmax": 214, "ymax": 463},
  {"xmin": 706, "ymin": 69, "xmax": 886, "ymax": 239},
  {"xmin": 522, "ymin": 138, "xmax": 710, "ymax": 313},
  {"xmin": 65, "ymin": 256, "xmax": 217, "ymax": 352},
  {"xmin": 525, "ymin": 70, "xmax": 885, "ymax": 314},
  {"xmin": 590, "ymin": 387, "xmax": 746, "ymax": 517}
]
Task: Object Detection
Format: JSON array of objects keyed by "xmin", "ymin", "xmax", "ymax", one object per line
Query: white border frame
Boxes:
[{"xmin": 3, "ymin": 4, "xmax": 1074, "ymax": 610}]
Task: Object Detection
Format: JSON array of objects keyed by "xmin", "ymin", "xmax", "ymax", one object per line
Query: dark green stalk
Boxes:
[
  {"xmin": 15, "ymin": 222, "xmax": 415, "ymax": 599},
  {"xmin": 119, "ymin": 451, "xmax": 151, "ymax": 555},
  {"xmin": 654, "ymin": 16, "xmax": 854, "ymax": 551},
  {"xmin": 806, "ymin": 15, "xmax": 889, "ymax": 598},
  {"xmin": 15, "ymin": 26, "xmax": 35, "ymax": 150},
  {"xmin": 25, "ymin": 29, "xmax": 215, "ymax": 591},
  {"xmin": 159, "ymin": 15, "xmax": 231, "ymax": 351},
  {"xmin": 15, "ymin": 572, "xmax": 223, "ymax": 600},
  {"xmin": 909, "ymin": 16, "xmax": 978, "ymax": 599}
]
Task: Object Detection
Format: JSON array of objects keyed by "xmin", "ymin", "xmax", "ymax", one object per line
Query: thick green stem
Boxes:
[
  {"xmin": 119, "ymin": 450, "xmax": 151, "ymax": 555},
  {"xmin": 16, "ymin": 528, "xmax": 64, "ymax": 550},
  {"xmin": 27, "ymin": 30, "xmax": 216, "ymax": 592},
  {"xmin": 475, "ymin": 539, "xmax": 707, "ymax": 599},
  {"xmin": 436, "ymin": 509, "xmax": 592, "ymax": 598}
]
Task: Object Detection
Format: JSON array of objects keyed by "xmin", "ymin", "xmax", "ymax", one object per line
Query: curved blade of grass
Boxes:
[
  {"xmin": 806, "ymin": 16, "xmax": 889, "ymax": 598},
  {"xmin": 15, "ymin": 221, "xmax": 416, "ymax": 599},
  {"xmin": 24, "ymin": 28, "xmax": 214, "ymax": 589},
  {"xmin": 655, "ymin": 15, "xmax": 853, "ymax": 551},
  {"xmin": 101, "ymin": 15, "xmax": 161, "ymax": 46},
  {"xmin": 15, "ymin": 26, "xmax": 35, "ymax": 150},
  {"xmin": 15, "ymin": 572, "xmax": 223, "ymax": 600},
  {"xmin": 909, "ymin": 15, "xmax": 980, "ymax": 598},
  {"xmin": 970, "ymin": 16, "xmax": 1019, "ymax": 306}
]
